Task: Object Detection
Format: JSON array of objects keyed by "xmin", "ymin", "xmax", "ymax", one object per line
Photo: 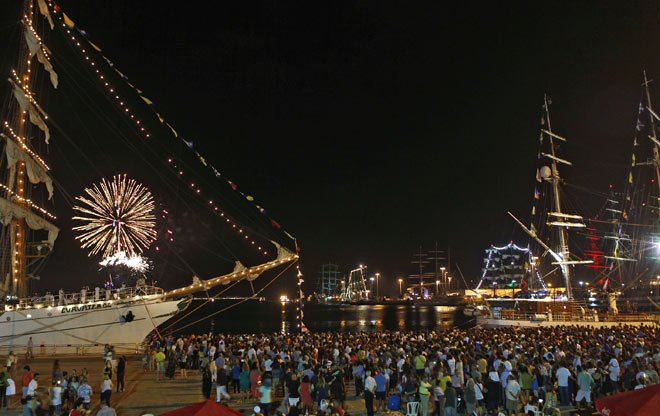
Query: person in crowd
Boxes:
[{"xmin": 116, "ymin": 355, "xmax": 126, "ymax": 393}]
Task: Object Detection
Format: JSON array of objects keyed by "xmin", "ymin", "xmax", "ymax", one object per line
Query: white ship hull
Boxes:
[
  {"xmin": 476, "ymin": 315, "xmax": 657, "ymax": 328},
  {"xmin": 0, "ymin": 296, "xmax": 184, "ymax": 353}
]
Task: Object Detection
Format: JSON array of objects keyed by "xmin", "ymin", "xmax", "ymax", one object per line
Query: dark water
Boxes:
[{"xmin": 160, "ymin": 300, "xmax": 472, "ymax": 336}]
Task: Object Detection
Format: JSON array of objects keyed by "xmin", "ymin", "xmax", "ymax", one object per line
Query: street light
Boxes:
[
  {"xmin": 435, "ymin": 280, "xmax": 440, "ymax": 297},
  {"xmin": 398, "ymin": 278, "xmax": 403, "ymax": 296},
  {"xmin": 370, "ymin": 277, "xmax": 375, "ymax": 298},
  {"xmin": 440, "ymin": 267, "xmax": 446, "ymax": 296},
  {"xmin": 375, "ymin": 273, "xmax": 380, "ymax": 298}
]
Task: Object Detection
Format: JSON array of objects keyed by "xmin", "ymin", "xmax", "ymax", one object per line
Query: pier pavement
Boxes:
[{"xmin": 0, "ymin": 354, "xmax": 370, "ymax": 415}]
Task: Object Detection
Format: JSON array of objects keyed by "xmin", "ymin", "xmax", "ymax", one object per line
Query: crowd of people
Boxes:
[
  {"xmin": 144, "ymin": 323, "xmax": 660, "ymax": 416},
  {"xmin": 3, "ymin": 324, "xmax": 658, "ymax": 415},
  {"xmin": 0, "ymin": 344, "xmax": 125, "ymax": 415}
]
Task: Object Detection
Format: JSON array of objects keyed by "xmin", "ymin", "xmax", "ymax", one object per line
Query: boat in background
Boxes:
[{"xmin": 471, "ymin": 94, "xmax": 659, "ymax": 328}]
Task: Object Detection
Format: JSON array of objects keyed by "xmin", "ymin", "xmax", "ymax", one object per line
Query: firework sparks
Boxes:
[
  {"xmin": 99, "ymin": 251, "xmax": 150, "ymax": 273},
  {"xmin": 73, "ymin": 174, "xmax": 156, "ymax": 258}
]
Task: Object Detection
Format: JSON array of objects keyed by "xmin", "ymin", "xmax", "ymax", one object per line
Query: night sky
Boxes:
[{"xmin": 3, "ymin": 1, "xmax": 660, "ymax": 297}]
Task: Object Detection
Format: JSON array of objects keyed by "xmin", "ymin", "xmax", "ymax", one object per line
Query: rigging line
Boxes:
[
  {"xmin": 51, "ymin": 57, "xmax": 285, "ymax": 270},
  {"xmin": 162, "ymin": 243, "xmax": 199, "ymax": 278},
  {"xmin": 158, "ymin": 281, "xmax": 240, "ymax": 333},
  {"xmin": 53, "ymin": 72, "xmax": 264, "ymax": 264},
  {"xmin": 51, "ymin": 68, "xmax": 247, "ymax": 264},
  {"xmin": 141, "ymin": 297, "xmax": 163, "ymax": 341},
  {"xmin": 587, "ymin": 218, "xmax": 660, "ymax": 228},
  {"xmin": 170, "ymin": 260, "xmax": 297, "ymax": 334},
  {"xmin": 456, "ymin": 264, "xmax": 478, "ymax": 295},
  {"xmin": 54, "ymin": 52, "xmax": 281, "ymax": 250},
  {"xmin": 53, "ymin": 32, "xmax": 287, "ymax": 249},
  {"xmin": 562, "ymin": 182, "xmax": 614, "ymax": 199}
]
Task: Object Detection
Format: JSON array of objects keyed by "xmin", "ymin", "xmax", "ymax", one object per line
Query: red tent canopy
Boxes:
[
  {"xmin": 596, "ymin": 384, "xmax": 660, "ymax": 416},
  {"xmin": 157, "ymin": 399, "xmax": 246, "ymax": 416}
]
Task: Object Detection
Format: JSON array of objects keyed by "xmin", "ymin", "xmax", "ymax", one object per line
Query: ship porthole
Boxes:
[
  {"xmin": 5, "ymin": 317, "xmax": 9, "ymax": 321},
  {"xmin": 47, "ymin": 312, "xmax": 52, "ymax": 317}
]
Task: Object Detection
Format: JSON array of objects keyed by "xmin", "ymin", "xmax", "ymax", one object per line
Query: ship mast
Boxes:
[
  {"xmin": 642, "ymin": 71, "xmax": 660, "ymax": 198},
  {"xmin": 11, "ymin": 1, "xmax": 33, "ymax": 298},
  {"xmin": 2, "ymin": 1, "xmax": 59, "ymax": 298},
  {"xmin": 542, "ymin": 94, "xmax": 574, "ymax": 298}
]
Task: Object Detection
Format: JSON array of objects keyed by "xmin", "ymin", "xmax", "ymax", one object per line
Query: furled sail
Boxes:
[
  {"xmin": 8, "ymin": 79, "xmax": 50, "ymax": 144},
  {"xmin": 1, "ymin": 134, "xmax": 53, "ymax": 199},
  {"xmin": 23, "ymin": 21, "xmax": 58, "ymax": 88},
  {"xmin": 37, "ymin": 0, "xmax": 54, "ymax": 30},
  {"xmin": 0, "ymin": 197, "xmax": 59, "ymax": 247}
]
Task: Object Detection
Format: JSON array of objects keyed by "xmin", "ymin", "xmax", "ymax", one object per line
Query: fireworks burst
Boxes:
[
  {"xmin": 73, "ymin": 174, "xmax": 156, "ymax": 258},
  {"xmin": 99, "ymin": 251, "xmax": 150, "ymax": 273}
]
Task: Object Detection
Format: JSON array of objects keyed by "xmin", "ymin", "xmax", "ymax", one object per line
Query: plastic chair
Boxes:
[
  {"xmin": 406, "ymin": 401, "xmax": 419, "ymax": 416},
  {"xmin": 524, "ymin": 405, "xmax": 543, "ymax": 416}
]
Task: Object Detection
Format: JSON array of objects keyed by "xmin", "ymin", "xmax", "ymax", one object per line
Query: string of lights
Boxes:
[
  {"xmin": 166, "ymin": 158, "xmax": 270, "ymax": 256},
  {"xmin": 3, "ymin": 122, "xmax": 50, "ymax": 170},
  {"xmin": 0, "ymin": 181, "xmax": 56, "ymax": 220},
  {"xmin": 47, "ymin": 1, "xmax": 275, "ymax": 258},
  {"xmin": 49, "ymin": 5, "xmax": 151, "ymax": 139}
]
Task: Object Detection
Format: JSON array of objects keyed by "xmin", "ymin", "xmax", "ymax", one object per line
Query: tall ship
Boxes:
[
  {"xmin": 587, "ymin": 72, "xmax": 660, "ymax": 312},
  {"xmin": 472, "ymin": 94, "xmax": 658, "ymax": 327},
  {"xmin": 0, "ymin": 1, "xmax": 298, "ymax": 352}
]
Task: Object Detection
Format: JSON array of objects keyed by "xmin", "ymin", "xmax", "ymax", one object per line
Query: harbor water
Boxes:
[{"xmin": 161, "ymin": 300, "xmax": 473, "ymax": 336}]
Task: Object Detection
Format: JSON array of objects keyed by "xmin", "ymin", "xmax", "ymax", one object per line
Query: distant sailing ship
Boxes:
[
  {"xmin": 472, "ymin": 94, "xmax": 658, "ymax": 327},
  {"xmin": 0, "ymin": 1, "xmax": 298, "ymax": 352},
  {"xmin": 586, "ymin": 72, "xmax": 660, "ymax": 312}
]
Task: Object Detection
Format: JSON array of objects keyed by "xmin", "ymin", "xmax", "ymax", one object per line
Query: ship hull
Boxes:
[
  {"xmin": 0, "ymin": 297, "xmax": 183, "ymax": 354},
  {"xmin": 476, "ymin": 315, "xmax": 658, "ymax": 328}
]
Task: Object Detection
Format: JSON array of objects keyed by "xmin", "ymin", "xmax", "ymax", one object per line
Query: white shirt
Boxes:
[
  {"xmin": 50, "ymin": 386, "xmax": 62, "ymax": 406},
  {"xmin": 6, "ymin": 378, "xmax": 15, "ymax": 396},
  {"xmin": 505, "ymin": 380, "xmax": 520, "ymax": 401},
  {"xmin": 474, "ymin": 383, "xmax": 484, "ymax": 401},
  {"xmin": 26, "ymin": 379, "xmax": 37, "ymax": 396},
  {"xmin": 364, "ymin": 376, "xmax": 377, "ymax": 393},
  {"xmin": 556, "ymin": 367, "xmax": 571, "ymax": 387},
  {"xmin": 102, "ymin": 379, "xmax": 113, "ymax": 392},
  {"xmin": 447, "ymin": 358, "xmax": 456, "ymax": 375},
  {"xmin": 608, "ymin": 358, "xmax": 619, "ymax": 381}
]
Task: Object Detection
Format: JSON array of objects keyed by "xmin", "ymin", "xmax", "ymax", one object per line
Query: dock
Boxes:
[{"xmin": 0, "ymin": 354, "xmax": 370, "ymax": 415}]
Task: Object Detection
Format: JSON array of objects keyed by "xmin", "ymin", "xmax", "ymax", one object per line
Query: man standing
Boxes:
[
  {"xmin": 155, "ymin": 349, "xmax": 166, "ymax": 381},
  {"xmin": 116, "ymin": 356, "xmax": 126, "ymax": 393},
  {"xmin": 556, "ymin": 362, "xmax": 572, "ymax": 406},
  {"xmin": 77, "ymin": 378, "xmax": 92, "ymax": 411},
  {"xmin": 25, "ymin": 373, "xmax": 38, "ymax": 415},
  {"xmin": 364, "ymin": 370, "xmax": 376, "ymax": 416},
  {"xmin": 374, "ymin": 369, "xmax": 388, "ymax": 412},
  {"xmin": 49, "ymin": 379, "xmax": 63, "ymax": 416},
  {"xmin": 576, "ymin": 365, "xmax": 594, "ymax": 412},
  {"xmin": 25, "ymin": 338, "xmax": 33, "ymax": 360},
  {"xmin": 418, "ymin": 375, "xmax": 432, "ymax": 416},
  {"xmin": 414, "ymin": 351, "xmax": 426, "ymax": 377},
  {"xmin": 608, "ymin": 355, "xmax": 620, "ymax": 393},
  {"xmin": 21, "ymin": 366, "xmax": 33, "ymax": 397},
  {"xmin": 504, "ymin": 374, "xmax": 520, "ymax": 416}
]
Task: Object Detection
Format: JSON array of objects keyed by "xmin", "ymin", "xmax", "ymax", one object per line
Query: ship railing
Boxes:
[
  {"xmin": 491, "ymin": 309, "xmax": 658, "ymax": 323},
  {"xmin": 7, "ymin": 285, "xmax": 165, "ymax": 310},
  {"xmin": 0, "ymin": 342, "xmax": 143, "ymax": 356}
]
